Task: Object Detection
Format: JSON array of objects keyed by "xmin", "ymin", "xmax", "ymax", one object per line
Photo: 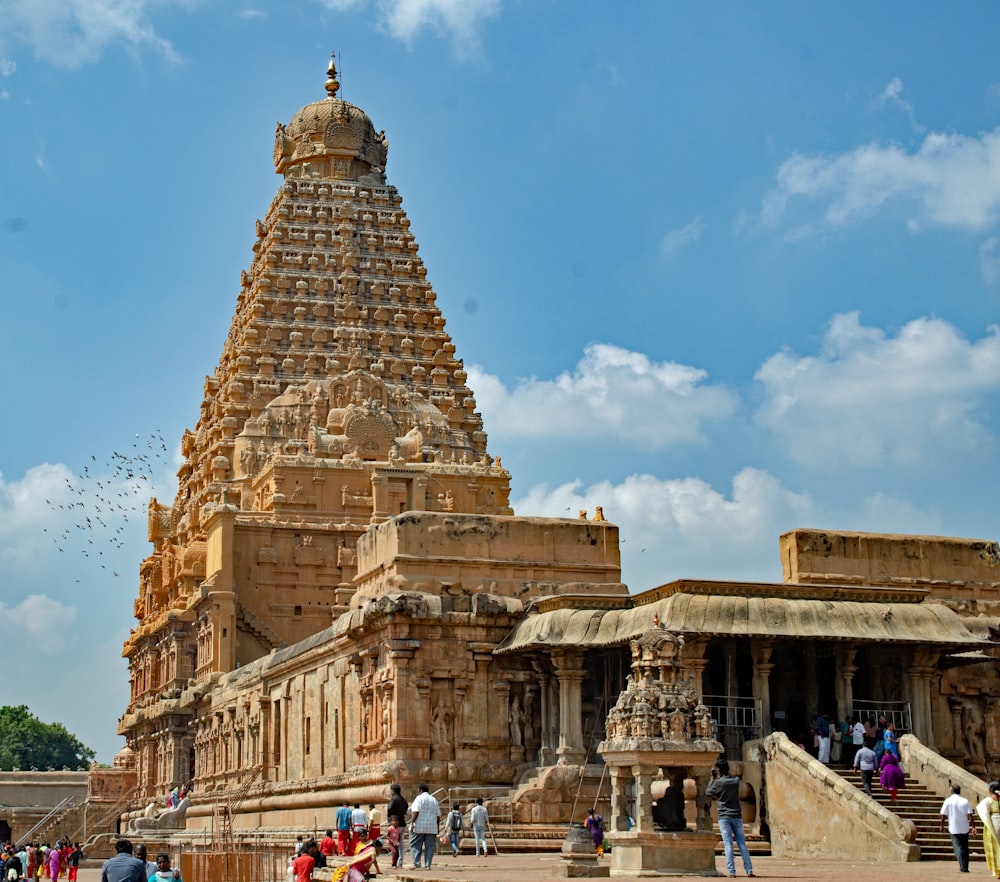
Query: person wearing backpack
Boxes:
[{"xmin": 447, "ymin": 804, "xmax": 463, "ymax": 857}]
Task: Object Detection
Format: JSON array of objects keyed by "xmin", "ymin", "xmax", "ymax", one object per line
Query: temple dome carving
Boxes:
[{"xmin": 275, "ymin": 59, "xmax": 388, "ymax": 179}]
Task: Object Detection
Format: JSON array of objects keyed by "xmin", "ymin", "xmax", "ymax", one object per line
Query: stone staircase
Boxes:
[{"xmin": 838, "ymin": 766, "xmax": 985, "ymax": 862}]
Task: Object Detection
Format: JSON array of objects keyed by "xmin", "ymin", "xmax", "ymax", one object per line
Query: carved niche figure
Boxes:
[
  {"xmin": 509, "ymin": 695, "xmax": 524, "ymax": 746},
  {"xmin": 964, "ymin": 703, "xmax": 985, "ymax": 765},
  {"xmin": 432, "ymin": 701, "xmax": 453, "ymax": 746},
  {"xmin": 381, "ymin": 694, "xmax": 392, "ymax": 742},
  {"xmin": 667, "ymin": 708, "xmax": 689, "ymax": 740}
]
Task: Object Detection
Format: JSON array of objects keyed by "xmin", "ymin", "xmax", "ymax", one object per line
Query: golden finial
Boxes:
[{"xmin": 325, "ymin": 53, "xmax": 340, "ymax": 98}]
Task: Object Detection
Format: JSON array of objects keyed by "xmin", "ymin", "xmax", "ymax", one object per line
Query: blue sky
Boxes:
[{"xmin": 3, "ymin": 1, "xmax": 1000, "ymax": 763}]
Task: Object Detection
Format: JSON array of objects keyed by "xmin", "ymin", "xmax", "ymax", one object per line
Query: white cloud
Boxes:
[
  {"xmin": 762, "ymin": 127, "xmax": 1000, "ymax": 233},
  {"xmin": 319, "ymin": 0, "xmax": 500, "ymax": 47},
  {"xmin": 0, "ymin": 594, "xmax": 76, "ymax": 649},
  {"xmin": 979, "ymin": 237, "xmax": 1000, "ymax": 284},
  {"xmin": 515, "ymin": 468, "xmax": 813, "ymax": 588},
  {"xmin": 873, "ymin": 77, "xmax": 922, "ymax": 132},
  {"xmin": 661, "ymin": 215, "xmax": 704, "ymax": 254},
  {"xmin": 754, "ymin": 312, "xmax": 1000, "ymax": 469},
  {"xmin": 0, "ymin": 58, "xmax": 14, "ymax": 76},
  {"xmin": 469, "ymin": 343, "xmax": 738, "ymax": 450},
  {"xmin": 0, "ymin": 0, "xmax": 179, "ymax": 67}
]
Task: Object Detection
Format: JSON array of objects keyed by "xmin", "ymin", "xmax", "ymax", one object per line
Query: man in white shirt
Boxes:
[
  {"xmin": 409, "ymin": 783, "xmax": 441, "ymax": 869},
  {"xmin": 849, "ymin": 717, "xmax": 865, "ymax": 766},
  {"xmin": 940, "ymin": 784, "xmax": 976, "ymax": 873},
  {"xmin": 470, "ymin": 798, "xmax": 489, "ymax": 857}
]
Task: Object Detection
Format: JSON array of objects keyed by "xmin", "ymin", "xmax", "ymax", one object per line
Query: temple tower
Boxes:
[{"xmin": 120, "ymin": 59, "xmax": 517, "ymax": 795}]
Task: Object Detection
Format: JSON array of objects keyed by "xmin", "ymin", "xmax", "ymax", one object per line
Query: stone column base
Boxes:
[{"xmin": 609, "ymin": 830, "xmax": 719, "ymax": 877}]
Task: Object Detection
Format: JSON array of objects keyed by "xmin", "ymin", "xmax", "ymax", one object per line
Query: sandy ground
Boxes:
[{"xmin": 75, "ymin": 849, "xmax": 991, "ymax": 881}]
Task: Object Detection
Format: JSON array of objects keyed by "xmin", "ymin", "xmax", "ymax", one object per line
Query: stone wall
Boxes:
[
  {"xmin": 899, "ymin": 733, "xmax": 989, "ymax": 805},
  {"xmin": 0, "ymin": 771, "xmax": 89, "ymax": 844},
  {"xmin": 780, "ymin": 529, "xmax": 1000, "ymax": 596}
]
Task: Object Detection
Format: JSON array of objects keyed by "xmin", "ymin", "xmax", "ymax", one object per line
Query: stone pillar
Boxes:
[
  {"xmin": 835, "ymin": 645, "xmax": 857, "ymax": 723},
  {"xmin": 370, "ymin": 473, "xmax": 389, "ymax": 522},
  {"xmin": 554, "ymin": 650, "xmax": 587, "ymax": 765},
  {"xmin": 692, "ymin": 770, "xmax": 714, "ymax": 832},
  {"xmin": 723, "ymin": 640, "xmax": 737, "ymax": 704},
  {"xmin": 609, "ymin": 766, "xmax": 631, "ymax": 833},
  {"xmin": 751, "ymin": 641, "xmax": 774, "ymax": 737},
  {"xmin": 632, "ymin": 764, "xmax": 655, "ymax": 834},
  {"xmin": 907, "ymin": 649, "xmax": 939, "ymax": 748},
  {"xmin": 535, "ymin": 665, "xmax": 554, "ymax": 765},
  {"xmin": 949, "ymin": 696, "xmax": 965, "ymax": 755},
  {"xmin": 682, "ymin": 638, "xmax": 709, "ymax": 703}
]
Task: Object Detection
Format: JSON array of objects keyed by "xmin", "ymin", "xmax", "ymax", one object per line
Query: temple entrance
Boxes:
[
  {"xmin": 0, "ymin": 820, "xmax": 10, "ymax": 843},
  {"xmin": 768, "ymin": 643, "xmax": 838, "ymax": 746},
  {"xmin": 703, "ymin": 639, "xmax": 759, "ymax": 756}
]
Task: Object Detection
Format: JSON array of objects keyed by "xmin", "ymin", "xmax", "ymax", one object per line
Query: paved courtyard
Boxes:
[{"xmin": 76, "ymin": 850, "xmax": 992, "ymax": 882}]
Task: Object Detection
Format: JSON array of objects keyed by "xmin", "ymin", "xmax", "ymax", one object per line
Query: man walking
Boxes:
[
  {"xmin": 335, "ymin": 801, "xmax": 353, "ymax": 855},
  {"xmin": 940, "ymin": 784, "xmax": 975, "ymax": 873},
  {"xmin": 470, "ymin": 797, "xmax": 489, "ymax": 857},
  {"xmin": 706, "ymin": 759, "xmax": 755, "ymax": 878},
  {"xmin": 409, "ymin": 783, "xmax": 441, "ymax": 869},
  {"xmin": 852, "ymin": 738, "xmax": 877, "ymax": 796}
]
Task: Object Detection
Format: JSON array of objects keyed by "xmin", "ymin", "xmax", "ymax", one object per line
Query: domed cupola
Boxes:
[{"xmin": 273, "ymin": 56, "xmax": 389, "ymax": 181}]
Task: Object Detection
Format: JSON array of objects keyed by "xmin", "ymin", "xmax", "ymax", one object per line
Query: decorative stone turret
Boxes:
[{"xmin": 597, "ymin": 629, "xmax": 723, "ymax": 876}]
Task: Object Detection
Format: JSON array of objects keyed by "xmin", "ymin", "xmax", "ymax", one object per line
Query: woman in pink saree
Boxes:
[{"xmin": 47, "ymin": 846, "xmax": 61, "ymax": 881}]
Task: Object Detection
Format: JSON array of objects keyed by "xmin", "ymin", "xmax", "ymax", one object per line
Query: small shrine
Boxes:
[{"xmin": 598, "ymin": 630, "xmax": 723, "ymax": 876}]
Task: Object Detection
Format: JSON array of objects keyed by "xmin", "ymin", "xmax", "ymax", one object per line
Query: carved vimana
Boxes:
[{"xmin": 125, "ymin": 56, "xmax": 513, "ymax": 705}]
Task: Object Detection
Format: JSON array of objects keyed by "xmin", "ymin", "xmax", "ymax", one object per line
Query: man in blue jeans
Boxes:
[{"xmin": 706, "ymin": 759, "xmax": 755, "ymax": 878}]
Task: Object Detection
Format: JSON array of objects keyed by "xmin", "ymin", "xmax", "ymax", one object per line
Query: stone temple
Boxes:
[{"xmin": 116, "ymin": 60, "xmax": 1000, "ymax": 860}]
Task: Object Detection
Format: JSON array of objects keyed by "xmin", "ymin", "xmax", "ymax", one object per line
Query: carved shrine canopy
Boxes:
[{"xmin": 494, "ymin": 579, "xmax": 989, "ymax": 653}]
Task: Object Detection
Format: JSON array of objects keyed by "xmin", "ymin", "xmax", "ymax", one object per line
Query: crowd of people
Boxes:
[
  {"xmin": 0, "ymin": 839, "xmax": 182, "ymax": 882},
  {"xmin": 289, "ymin": 785, "xmax": 494, "ymax": 881},
  {"xmin": 99, "ymin": 839, "xmax": 181, "ymax": 882},
  {"xmin": 803, "ymin": 712, "xmax": 908, "ymax": 801},
  {"xmin": 0, "ymin": 840, "xmax": 83, "ymax": 882}
]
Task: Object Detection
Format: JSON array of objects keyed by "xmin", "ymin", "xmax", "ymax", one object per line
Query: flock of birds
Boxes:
[{"xmin": 42, "ymin": 430, "xmax": 172, "ymax": 579}]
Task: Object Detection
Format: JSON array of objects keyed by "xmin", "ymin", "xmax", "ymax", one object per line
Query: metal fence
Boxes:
[
  {"xmin": 852, "ymin": 700, "xmax": 911, "ymax": 733},
  {"xmin": 702, "ymin": 694, "xmax": 761, "ymax": 757},
  {"xmin": 181, "ymin": 845, "xmax": 289, "ymax": 882}
]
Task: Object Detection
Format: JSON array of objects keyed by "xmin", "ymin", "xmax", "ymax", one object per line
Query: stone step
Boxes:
[{"xmin": 837, "ymin": 768, "xmax": 986, "ymax": 861}]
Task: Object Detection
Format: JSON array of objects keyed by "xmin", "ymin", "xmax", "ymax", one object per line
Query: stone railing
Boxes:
[
  {"xmin": 899, "ymin": 734, "xmax": 988, "ymax": 804},
  {"xmin": 761, "ymin": 732, "xmax": 918, "ymax": 862}
]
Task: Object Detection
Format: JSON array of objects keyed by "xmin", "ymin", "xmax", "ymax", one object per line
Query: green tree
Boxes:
[{"xmin": 0, "ymin": 705, "xmax": 96, "ymax": 770}]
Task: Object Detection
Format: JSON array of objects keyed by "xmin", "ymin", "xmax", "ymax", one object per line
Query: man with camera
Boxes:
[{"xmin": 706, "ymin": 759, "xmax": 755, "ymax": 878}]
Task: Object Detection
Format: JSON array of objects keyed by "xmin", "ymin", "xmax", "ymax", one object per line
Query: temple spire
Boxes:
[{"xmin": 325, "ymin": 53, "xmax": 340, "ymax": 98}]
